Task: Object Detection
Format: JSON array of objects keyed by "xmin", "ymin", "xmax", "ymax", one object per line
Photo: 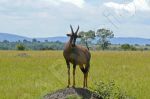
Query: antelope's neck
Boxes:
[
  {"xmin": 68, "ymin": 37, "xmax": 72, "ymax": 47},
  {"xmin": 65, "ymin": 38, "xmax": 74, "ymax": 51}
]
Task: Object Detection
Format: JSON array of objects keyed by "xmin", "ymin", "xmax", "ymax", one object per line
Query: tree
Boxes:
[
  {"xmin": 96, "ymin": 28, "xmax": 114, "ymax": 50},
  {"xmin": 16, "ymin": 44, "xmax": 25, "ymax": 50},
  {"xmin": 32, "ymin": 38, "xmax": 37, "ymax": 43},
  {"xmin": 45, "ymin": 40, "xmax": 48, "ymax": 43},
  {"xmin": 78, "ymin": 30, "xmax": 95, "ymax": 50},
  {"xmin": 23, "ymin": 39, "xmax": 29, "ymax": 43},
  {"xmin": 3, "ymin": 40, "xmax": 9, "ymax": 43}
]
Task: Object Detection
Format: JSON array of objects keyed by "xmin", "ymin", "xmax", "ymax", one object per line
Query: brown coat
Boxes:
[{"xmin": 63, "ymin": 41, "xmax": 91, "ymax": 66}]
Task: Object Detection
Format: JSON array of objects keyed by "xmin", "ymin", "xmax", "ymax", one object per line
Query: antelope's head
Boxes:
[{"xmin": 67, "ymin": 25, "xmax": 81, "ymax": 47}]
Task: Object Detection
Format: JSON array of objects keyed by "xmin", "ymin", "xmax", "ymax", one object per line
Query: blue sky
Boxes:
[{"xmin": 0, "ymin": 0, "xmax": 150, "ymax": 38}]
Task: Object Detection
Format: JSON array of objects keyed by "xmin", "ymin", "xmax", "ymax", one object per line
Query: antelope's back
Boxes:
[
  {"xmin": 71, "ymin": 45, "xmax": 91, "ymax": 65},
  {"xmin": 63, "ymin": 44, "xmax": 91, "ymax": 65}
]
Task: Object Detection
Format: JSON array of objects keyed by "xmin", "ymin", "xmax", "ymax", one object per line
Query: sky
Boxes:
[{"xmin": 0, "ymin": 0, "xmax": 150, "ymax": 38}]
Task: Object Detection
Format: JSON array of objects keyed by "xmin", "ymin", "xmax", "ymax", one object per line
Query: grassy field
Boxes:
[{"xmin": 0, "ymin": 51, "xmax": 149, "ymax": 99}]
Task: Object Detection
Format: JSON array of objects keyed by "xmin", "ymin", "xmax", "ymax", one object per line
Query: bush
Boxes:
[
  {"xmin": 121, "ymin": 44, "xmax": 137, "ymax": 51},
  {"xmin": 130, "ymin": 46, "xmax": 137, "ymax": 51},
  {"xmin": 16, "ymin": 44, "xmax": 25, "ymax": 50},
  {"xmin": 121, "ymin": 44, "xmax": 131, "ymax": 51},
  {"xmin": 93, "ymin": 81, "xmax": 135, "ymax": 99}
]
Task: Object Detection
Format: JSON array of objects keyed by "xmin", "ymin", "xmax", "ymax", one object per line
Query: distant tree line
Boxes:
[
  {"xmin": 0, "ymin": 39, "xmax": 64, "ymax": 50},
  {"xmin": 0, "ymin": 39, "xmax": 149, "ymax": 51},
  {"xmin": 0, "ymin": 28, "xmax": 150, "ymax": 51}
]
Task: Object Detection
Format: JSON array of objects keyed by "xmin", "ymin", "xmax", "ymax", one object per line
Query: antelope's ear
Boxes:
[
  {"xmin": 77, "ymin": 35, "xmax": 82, "ymax": 38},
  {"xmin": 66, "ymin": 34, "xmax": 71, "ymax": 36}
]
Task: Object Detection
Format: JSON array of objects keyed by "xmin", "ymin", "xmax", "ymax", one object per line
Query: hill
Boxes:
[
  {"xmin": 110, "ymin": 37, "xmax": 150, "ymax": 45},
  {"xmin": 0, "ymin": 33, "xmax": 31, "ymax": 42},
  {"xmin": 36, "ymin": 36, "xmax": 68, "ymax": 42}
]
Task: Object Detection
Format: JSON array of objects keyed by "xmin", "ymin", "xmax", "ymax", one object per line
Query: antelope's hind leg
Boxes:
[
  {"xmin": 85, "ymin": 63, "xmax": 90, "ymax": 88},
  {"xmin": 85, "ymin": 72, "xmax": 88, "ymax": 88},
  {"xmin": 79, "ymin": 65, "xmax": 86, "ymax": 88},
  {"xmin": 83, "ymin": 72, "xmax": 88, "ymax": 88}
]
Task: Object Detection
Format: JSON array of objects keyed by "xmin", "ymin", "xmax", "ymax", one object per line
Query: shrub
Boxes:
[
  {"xmin": 130, "ymin": 46, "xmax": 137, "ymax": 51},
  {"xmin": 121, "ymin": 44, "xmax": 137, "ymax": 51},
  {"xmin": 16, "ymin": 44, "xmax": 25, "ymax": 50},
  {"xmin": 93, "ymin": 81, "xmax": 135, "ymax": 99},
  {"xmin": 121, "ymin": 44, "xmax": 131, "ymax": 51}
]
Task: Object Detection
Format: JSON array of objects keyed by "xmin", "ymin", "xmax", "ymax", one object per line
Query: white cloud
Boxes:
[
  {"xmin": 60, "ymin": 0, "xmax": 85, "ymax": 8},
  {"xmin": 104, "ymin": 0, "xmax": 150, "ymax": 12},
  {"xmin": 0, "ymin": 0, "xmax": 85, "ymax": 10},
  {"xmin": 30, "ymin": 0, "xmax": 85, "ymax": 8}
]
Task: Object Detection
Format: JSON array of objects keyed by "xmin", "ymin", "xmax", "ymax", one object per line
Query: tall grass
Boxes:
[{"xmin": 0, "ymin": 51, "xmax": 149, "ymax": 99}]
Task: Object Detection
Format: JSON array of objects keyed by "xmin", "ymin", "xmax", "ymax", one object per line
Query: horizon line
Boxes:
[{"xmin": 0, "ymin": 32, "xmax": 150, "ymax": 39}]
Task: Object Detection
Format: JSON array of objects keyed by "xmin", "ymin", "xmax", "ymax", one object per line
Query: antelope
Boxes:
[{"xmin": 63, "ymin": 25, "xmax": 91, "ymax": 88}]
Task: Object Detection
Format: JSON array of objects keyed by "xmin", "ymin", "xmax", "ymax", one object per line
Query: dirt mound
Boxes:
[
  {"xmin": 44, "ymin": 87, "xmax": 100, "ymax": 99},
  {"xmin": 17, "ymin": 53, "xmax": 29, "ymax": 57}
]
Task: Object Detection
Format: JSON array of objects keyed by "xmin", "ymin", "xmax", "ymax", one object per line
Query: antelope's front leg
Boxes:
[
  {"xmin": 66, "ymin": 61, "xmax": 70, "ymax": 88},
  {"xmin": 73, "ymin": 64, "xmax": 76, "ymax": 87},
  {"xmin": 67, "ymin": 67, "xmax": 70, "ymax": 88}
]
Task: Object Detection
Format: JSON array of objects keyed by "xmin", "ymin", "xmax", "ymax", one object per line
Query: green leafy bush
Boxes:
[
  {"xmin": 16, "ymin": 44, "xmax": 25, "ymax": 50},
  {"xmin": 93, "ymin": 81, "xmax": 135, "ymax": 99},
  {"xmin": 121, "ymin": 44, "xmax": 137, "ymax": 51}
]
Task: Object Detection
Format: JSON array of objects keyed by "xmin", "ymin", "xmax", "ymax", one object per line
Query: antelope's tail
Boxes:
[
  {"xmin": 84, "ymin": 63, "xmax": 90, "ymax": 73},
  {"xmin": 85, "ymin": 42, "xmax": 90, "ymax": 50}
]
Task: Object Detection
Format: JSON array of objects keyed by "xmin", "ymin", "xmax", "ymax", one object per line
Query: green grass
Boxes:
[{"xmin": 0, "ymin": 51, "xmax": 149, "ymax": 99}]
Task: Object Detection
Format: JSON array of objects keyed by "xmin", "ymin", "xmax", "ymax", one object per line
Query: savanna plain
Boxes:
[{"xmin": 0, "ymin": 51, "xmax": 149, "ymax": 99}]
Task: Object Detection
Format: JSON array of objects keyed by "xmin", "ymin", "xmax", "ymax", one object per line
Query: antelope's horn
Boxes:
[
  {"xmin": 70, "ymin": 25, "xmax": 74, "ymax": 34},
  {"xmin": 75, "ymin": 25, "xmax": 79, "ymax": 34}
]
